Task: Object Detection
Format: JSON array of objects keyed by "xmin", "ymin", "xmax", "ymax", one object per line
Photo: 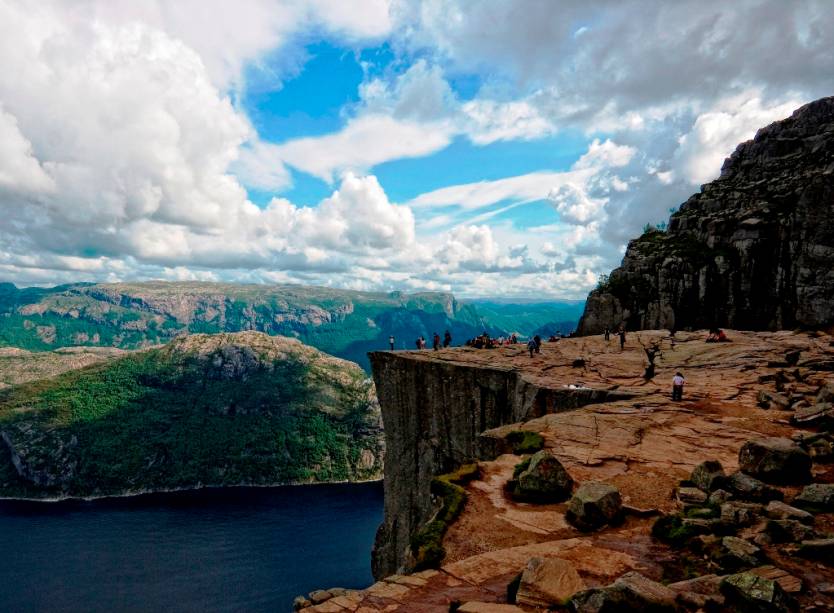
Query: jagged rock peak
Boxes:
[{"xmin": 578, "ymin": 96, "xmax": 834, "ymax": 334}]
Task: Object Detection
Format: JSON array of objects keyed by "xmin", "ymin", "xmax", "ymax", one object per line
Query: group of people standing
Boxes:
[
  {"xmin": 603, "ymin": 325, "xmax": 687, "ymax": 401},
  {"xmin": 391, "ymin": 330, "xmax": 453, "ymax": 351}
]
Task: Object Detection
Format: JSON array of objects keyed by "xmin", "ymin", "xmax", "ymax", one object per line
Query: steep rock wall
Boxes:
[
  {"xmin": 369, "ymin": 351, "xmax": 634, "ymax": 578},
  {"xmin": 578, "ymin": 96, "xmax": 834, "ymax": 334}
]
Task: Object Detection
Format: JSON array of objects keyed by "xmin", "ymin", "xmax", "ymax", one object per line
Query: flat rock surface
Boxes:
[{"xmin": 310, "ymin": 330, "xmax": 834, "ymax": 611}]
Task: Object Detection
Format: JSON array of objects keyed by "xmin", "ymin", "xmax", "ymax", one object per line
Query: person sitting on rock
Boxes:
[
  {"xmin": 717, "ymin": 329, "xmax": 730, "ymax": 342},
  {"xmin": 672, "ymin": 371, "xmax": 686, "ymax": 401}
]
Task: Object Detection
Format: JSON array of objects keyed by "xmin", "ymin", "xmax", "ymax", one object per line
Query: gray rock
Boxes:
[
  {"xmin": 817, "ymin": 382, "xmax": 834, "ymax": 404},
  {"xmin": 738, "ymin": 438, "xmax": 811, "ymax": 484},
  {"xmin": 571, "ymin": 572, "xmax": 676, "ymax": 612},
  {"xmin": 797, "ymin": 538, "xmax": 834, "ymax": 562},
  {"xmin": 721, "ymin": 501, "xmax": 764, "ymax": 528},
  {"xmin": 577, "ymin": 96, "xmax": 834, "ymax": 336},
  {"xmin": 565, "ymin": 481, "xmax": 623, "ymax": 531},
  {"xmin": 720, "ymin": 572, "xmax": 795, "ymax": 612},
  {"xmin": 726, "ymin": 471, "xmax": 784, "ymax": 502},
  {"xmin": 508, "ymin": 450, "xmax": 574, "ymax": 503},
  {"xmin": 677, "ymin": 486, "xmax": 707, "ymax": 505},
  {"xmin": 690, "ymin": 460, "xmax": 726, "ymax": 492},
  {"xmin": 709, "ymin": 536, "xmax": 762, "ymax": 571},
  {"xmin": 757, "ymin": 390, "xmax": 791, "ymax": 410},
  {"xmin": 708, "ymin": 489, "xmax": 733, "ymax": 505},
  {"xmin": 791, "ymin": 402, "xmax": 834, "ymax": 427},
  {"xmin": 765, "ymin": 500, "xmax": 814, "ymax": 525},
  {"xmin": 764, "ymin": 519, "xmax": 817, "ymax": 544},
  {"xmin": 793, "ymin": 483, "xmax": 834, "ymax": 512}
]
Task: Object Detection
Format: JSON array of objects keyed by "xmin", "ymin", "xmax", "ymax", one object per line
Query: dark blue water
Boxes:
[{"xmin": 0, "ymin": 482, "xmax": 383, "ymax": 613}]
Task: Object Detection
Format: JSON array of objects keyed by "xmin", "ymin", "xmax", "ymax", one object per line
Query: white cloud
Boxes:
[
  {"xmin": 273, "ymin": 115, "xmax": 453, "ymax": 183},
  {"xmin": 674, "ymin": 93, "xmax": 802, "ymax": 184}
]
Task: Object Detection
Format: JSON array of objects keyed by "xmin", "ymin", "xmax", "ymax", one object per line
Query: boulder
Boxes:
[
  {"xmin": 806, "ymin": 436, "xmax": 834, "ymax": 462},
  {"xmin": 720, "ymin": 501, "xmax": 764, "ymax": 528},
  {"xmin": 791, "ymin": 402, "xmax": 834, "ymax": 427},
  {"xmin": 797, "ymin": 538, "xmax": 834, "ymax": 562},
  {"xmin": 726, "ymin": 472, "xmax": 783, "ymax": 502},
  {"xmin": 690, "ymin": 460, "xmax": 726, "ymax": 492},
  {"xmin": 793, "ymin": 483, "xmax": 834, "ymax": 512},
  {"xmin": 738, "ymin": 438, "xmax": 811, "ymax": 484},
  {"xmin": 709, "ymin": 537, "xmax": 761, "ymax": 572},
  {"xmin": 817, "ymin": 382, "xmax": 834, "ymax": 404},
  {"xmin": 515, "ymin": 557, "xmax": 586, "ymax": 608},
  {"xmin": 764, "ymin": 501, "xmax": 814, "ymax": 525},
  {"xmin": 293, "ymin": 596, "xmax": 312, "ymax": 610},
  {"xmin": 764, "ymin": 519, "xmax": 817, "ymax": 544},
  {"xmin": 708, "ymin": 489, "xmax": 733, "ymax": 505},
  {"xmin": 757, "ymin": 391, "xmax": 791, "ymax": 410},
  {"xmin": 571, "ymin": 572, "xmax": 676, "ymax": 612},
  {"xmin": 676, "ymin": 486, "xmax": 707, "ymax": 505},
  {"xmin": 720, "ymin": 572, "xmax": 795, "ymax": 612},
  {"xmin": 507, "ymin": 450, "xmax": 574, "ymax": 503},
  {"xmin": 565, "ymin": 481, "xmax": 622, "ymax": 531},
  {"xmin": 308, "ymin": 590, "xmax": 332, "ymax": 605}
]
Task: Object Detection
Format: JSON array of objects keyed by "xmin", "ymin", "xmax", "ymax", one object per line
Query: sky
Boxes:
[{"xmin": 0, "ymin": 1, "xmax": 832, "ymax": 299}]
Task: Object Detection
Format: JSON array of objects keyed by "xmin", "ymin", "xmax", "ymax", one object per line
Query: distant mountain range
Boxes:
[{"xmin": 0, "ymin": 282, "xmax": 584, "ymax": 370}]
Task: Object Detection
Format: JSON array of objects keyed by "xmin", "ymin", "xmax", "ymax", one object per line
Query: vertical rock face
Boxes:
[
  {"xmin": 368, "ymin": 351, "xmax": 635, "ymax": 578},
  {"xmin": 578, "ymin": 96, "xmax": 834, "ymax": 334}
]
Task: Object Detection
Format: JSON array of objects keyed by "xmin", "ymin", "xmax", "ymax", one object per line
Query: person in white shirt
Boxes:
[{"xmin": 672, "ymin": 372, "xmax": 685, "ymax": 401}]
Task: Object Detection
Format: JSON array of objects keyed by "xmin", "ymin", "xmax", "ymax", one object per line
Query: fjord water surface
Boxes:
[{"xmin": 0, "ymin": 481, "xmax": 382, "ymax": 612}]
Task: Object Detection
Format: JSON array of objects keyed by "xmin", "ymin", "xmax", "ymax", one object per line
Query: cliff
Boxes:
[
  {"xmin": 0, "ymin": 332, "xmax": 383, "ymax": 499},
  {"xmin": 302, "ymin": 330, "xmax": 834, "ymax": 611},
  {"xmin": 578, "ymin": 96, "xmax": 834, "ymax": 335},
  {"xmin": 369, "ymin": 348, "xmax": 638, "ymax": 578}
]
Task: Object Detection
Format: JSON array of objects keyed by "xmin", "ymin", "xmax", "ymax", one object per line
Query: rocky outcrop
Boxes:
[
  {"xmin": 368, "ymin": 350, "xmax": 637, "ymax": 579},
  {"xmin": 578, "ymin": 97, "xmax": 834, "ymax": 334}
]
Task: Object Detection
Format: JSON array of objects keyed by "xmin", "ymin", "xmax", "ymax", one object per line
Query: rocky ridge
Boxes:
[{"xmin": 578, "ymin": 97, "xmax": 834, "ymax": 334}]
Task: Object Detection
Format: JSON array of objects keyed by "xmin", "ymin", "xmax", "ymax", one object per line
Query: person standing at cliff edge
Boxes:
[
  {"xmin": 672, "ymin": 372, "xmax": 686, "ymax": 401},
  {"xmin": 433, "ymin": 332, "xmax": 441, "ymax": 351},
  {"xmin": 604, "ymin": 327, "xmax": 610, "ymax": 341},
  {"xmin": 618, "ymin": 328, "xmax": 626, "ymax": 350},
  {"xmin": 389, "ymin": 335, "xmax": 395, "ymax": 350},
  {"xmin": 443, "ymin": 330, "xmax": 452, "ymax": 348}
]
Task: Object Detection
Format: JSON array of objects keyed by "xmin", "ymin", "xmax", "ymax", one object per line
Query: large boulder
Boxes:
[
  {"xmin": 797, "ymin": 538, "xmax": 834, "ymax": 562},
  {"xmin": 708, "ymin": 537, "xmax": 762, "ymax": 572},
  {"xmin": 764, "ymin": 501, "xmax": 814, "ymax": 525},
  {"xmin": 791, "ymin": 402, "xmax": 834, "ymax": 427},
  {"xmin": 793, "ymin": 483, "xmax": 834, "ymax": 512},
  {"xmin": 690, "ymin": 460, "xmax": 726, "ymax": 492},
  {"xmin": 764, "ymin": 519, "xmax": 817, "ymax": 544},
  {"xmin": 571, "ymin": 572, "xmax": 676, "ymax": 613},
  {"xmin": 515, "ymin": 557, "xmax": 586, "ymax": 608},
  {"xmin": 726, "ymin": 471, "xmax": 784, "ymax": 502},
  {"xmin": 720, "ymin": 572, "xmax": 795, "ymax": 612},
  {"xmin": 507, "ymin": 450, "xmax": 574, "ymax": 503},
  {"xmin": 565, "ymin": 481, "xmax": 623, "ymax": 531},
  {"xmin": 738, "ymin": 438, "xmax": 811, "ymax": 484}
]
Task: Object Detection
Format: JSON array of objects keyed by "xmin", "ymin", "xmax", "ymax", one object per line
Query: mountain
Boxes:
[
  {"xmin": 0, "ymin": 282, "xmax": 582, "ymax": 369},
  {"xmin": 0, "ymin": 332, "xmax": 383, "ymax": 499},
  {"xmin": 467, "ymin": 301, "xmax": 585, "ymax": 337},
  {"xmin": 578, "ymin": 96, "xmax": 834, "ymax": 334}
]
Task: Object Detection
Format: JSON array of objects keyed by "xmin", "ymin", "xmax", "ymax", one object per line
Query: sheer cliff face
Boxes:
[
  {"xmin": 579, "ymin": 96, "xmax": 834, "ymax": 335},
  {"xmin": 368, "ymin": 351, "xmax": 634, "ymax": 578}
]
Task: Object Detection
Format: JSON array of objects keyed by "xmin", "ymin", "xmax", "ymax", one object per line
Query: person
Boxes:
[
  {"xmin": 604, "ymin": 327, "xmax": 610, "ymax": 341},
  {"xmin": 443, "ymin": 330, "xmax": 452, "ymax": 348},
  {"xmin": 415, "ymin": 337, "xmax": 422, "ymax": 350},
  {"xmin": 389, "ymin": 335, "xmax": 395, "ymax": 350},
  {"xmin": 619, "ymin": 328, "xmax": 626, "ymax": 350},
  {"xmin": 510, "ymin": 333, "xmax": 518, "ymax": 344},
  {"xmin": 533, "ymin": 335, "xmax": 542, "ymax": 354},
  {"xmin": 433, "ymin": 332, "xmax": 441, "ymax": 351},
  {"xmin": 672, "ymin": 371, "xmax": 686, "ymax": 401},
  {"xmin": 527, "ymin": 337, "xmax": 537, "ymax": 357}
]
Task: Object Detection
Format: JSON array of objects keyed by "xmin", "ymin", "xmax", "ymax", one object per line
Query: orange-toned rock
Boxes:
[{"xmin": 516, "ymin": 557, "xmax": 586, "ymax": 608}]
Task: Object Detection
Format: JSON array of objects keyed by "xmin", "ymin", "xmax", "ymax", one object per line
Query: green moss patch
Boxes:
[
  {"xmin": 410, "ymin": 463, "xmax": 480, "ymax": 570},
  {"xmin": 505, "ymin": 430, "xmax": 545, "ymax": 455}
]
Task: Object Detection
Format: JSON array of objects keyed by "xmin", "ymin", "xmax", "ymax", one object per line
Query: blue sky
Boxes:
[{"xmin": 0, "ymin": 1, "xmax": 830, "ymax": 298}]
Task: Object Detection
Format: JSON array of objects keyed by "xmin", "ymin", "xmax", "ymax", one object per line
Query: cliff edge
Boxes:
[{"xmin": 578, "ymin": 96, "xmax": 834, "ymax": 335}]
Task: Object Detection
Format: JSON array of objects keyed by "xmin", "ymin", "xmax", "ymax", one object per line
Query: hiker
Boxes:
[
  {"xmin": 533, "ymin": 335, "xmax": 542, "ymax": 354},
  {"xmin": 443, "ymin": 330, "xmax": 452, "ymax": 348},
  {"xmin": 433, "ymin": 332, "xmax": 441, "ymax": 351},
  {"xmin": 618, "ymin": 328, "xmax": 626, "ymax": 350},
  {"xmin": 389, "ymin": 335, "xmax": 395, "ymax": 350},
  {"xmin": 527, "ymin": 337, "xmax": 537, "ymax": 357},
  {"xmin": 510, "ymin": 333, "xmax": 518, "ymax": 344},
  {"xmin": 604, "ymin": 327, "xmax": 610, "ymax": 341},
  {"xmin": 415, "ymin": 337, "xmax": 422, "ymax": 350},
  {"xmin": 672, "ymin": 371, "xmax": 686, "ymax": 401}
]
